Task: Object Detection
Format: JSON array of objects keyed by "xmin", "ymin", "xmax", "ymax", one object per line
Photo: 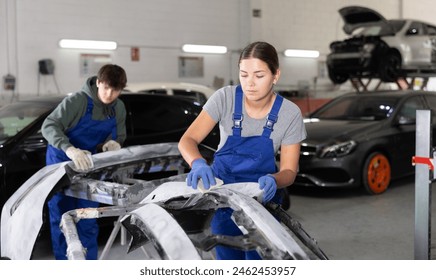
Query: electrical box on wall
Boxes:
[
  {"xmin": 3, "ymin": 74, "xmax": 16, "ymax": 90},
  {"xmin": 39, "ymin": 59, "xmax": 55, "ymax": 75}
]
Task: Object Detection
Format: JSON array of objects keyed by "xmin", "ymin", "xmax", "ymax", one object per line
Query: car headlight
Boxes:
[
  {"xmin": 319, "ymin": 140, "xmax": 357, "ymax": 158},
  {"xmin": 362, "ymin": 43, "xmax": 375, "ymax": 53}
]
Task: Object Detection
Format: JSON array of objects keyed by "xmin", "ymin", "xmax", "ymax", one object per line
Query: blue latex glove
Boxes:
[
  {"xmin": 258, "ymin": 174, "xmax": 277, "ymax": 203},
  {"xmin": 187, "ymin": 158, "xmax": 216, "ymax": 190}
]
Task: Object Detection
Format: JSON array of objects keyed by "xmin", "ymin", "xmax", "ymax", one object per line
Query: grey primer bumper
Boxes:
[{"xmin": 1, "ymin": 142, "xmax": 328, "ymax": 260}]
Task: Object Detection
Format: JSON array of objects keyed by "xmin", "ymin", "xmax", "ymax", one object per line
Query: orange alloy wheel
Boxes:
[{"xmin": 365, "ymin": 153, "xmax": 391, "ymax": 194}]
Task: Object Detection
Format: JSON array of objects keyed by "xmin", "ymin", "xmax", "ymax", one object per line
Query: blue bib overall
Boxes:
[
  {"xmin": 211, "ymin": 85, "xmax": 283, "ymax": 260},
  {"xmin": 46, "ymin": 96, "xmax": 116, "ymax": 260}
]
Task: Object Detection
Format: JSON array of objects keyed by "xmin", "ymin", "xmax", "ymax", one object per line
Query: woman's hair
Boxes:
[
  {"xmin": 97, "ymin": 64, "xmax": 127, "ymax": 90},
  {"xmin": 238, "ymin": 41, "xmax": 279, "ymax": 75}
]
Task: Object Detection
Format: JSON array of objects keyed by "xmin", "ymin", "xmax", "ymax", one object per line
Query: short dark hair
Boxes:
[
  {"xmin": 97, "ymin": 64, "xmax": 127, "ymax": 90},
  {"xmin": 238, "ymin": 41, "xmax": 279, "ymax": 75}
]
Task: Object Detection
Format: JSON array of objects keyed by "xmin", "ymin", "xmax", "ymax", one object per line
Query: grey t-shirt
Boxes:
[{"xmin": 203, "ymin": 85, "xmax": 307, "ymax": 153}]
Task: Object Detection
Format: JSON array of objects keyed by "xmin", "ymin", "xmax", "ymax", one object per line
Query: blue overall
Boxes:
[
  {"xmin": 46, "ymin": 96, "xmax": 117, "ymax": 260},
  {"xmin": 211, "ymin": 85, "xmax": 283, "ymax": 260}
]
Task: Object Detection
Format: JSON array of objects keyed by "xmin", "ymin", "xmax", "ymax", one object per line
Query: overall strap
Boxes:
[
  {"xmin": 232, "ymin": 85, "xmax": 244, "ymax": 137},
  {"xmin": 86, "ymin": 95, "xmax": 93, "ymax": 112},
  {"xmin": 262, "ymin": 94, "xmax": 283, "ymax": 138},
  {"xmin": 86, "ymin": 95, "xmax": 117, "ymax": 140}
]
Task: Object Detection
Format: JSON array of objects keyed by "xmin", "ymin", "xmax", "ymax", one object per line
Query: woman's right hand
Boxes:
[{"xmin": 187, "ymin": 158, "xmax": 216, "ymax": 190}]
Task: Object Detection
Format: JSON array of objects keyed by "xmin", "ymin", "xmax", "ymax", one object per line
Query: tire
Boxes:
[
  {"xmin": 362, "ymin": 152, "xmax": 391, "ymax": 195},
  {"xmin": 378, "ymin": 52, "xmax": 401, "ymax": 82},
  {"xmin": 328, "ymin": 67, "xmax": 349, "ymax": 84}
]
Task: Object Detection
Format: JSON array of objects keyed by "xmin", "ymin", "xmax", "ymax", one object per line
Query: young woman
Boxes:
[{"xmin": 178, "ymin": 41, "xmax": 306, "ymax": 259}]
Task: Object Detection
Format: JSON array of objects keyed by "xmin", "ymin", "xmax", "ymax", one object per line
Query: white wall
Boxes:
[
  {"xmin": 0, "ymin": 0, "xmax": 435, "ymax": 99},
  {"xmin": 0, "ymin": 0, "xmax": 251, "ymax": 98}
]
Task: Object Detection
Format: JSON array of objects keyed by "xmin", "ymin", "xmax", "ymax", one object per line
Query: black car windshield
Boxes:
[
  {"xmin": 310, "ymin": 95, "xmax": 399, "ymax": 121},
  {"xmin": 356, "ymin": 20, "xmax": 406, "ymax": 36},
  {"xmin": 0, "ymin": 101, "xmax": 53, "ymax": 143}
]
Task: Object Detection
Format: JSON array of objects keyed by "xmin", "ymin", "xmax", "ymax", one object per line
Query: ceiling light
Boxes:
[
  {"xmin": 284, "ymin": 49, "xmax": 319, "ymax": 58},
  {"xmin": 182, "ymin": 44, "xmax": 227, "ymax": 54},
  {"xmin": 59, "ymin": 39, "xmax": 117, "ymax": 50}
]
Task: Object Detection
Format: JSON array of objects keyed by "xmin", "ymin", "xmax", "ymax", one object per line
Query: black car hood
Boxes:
[
  {"xmin": 339, "ymin": 6, "xmax": 388, "ymax": 35},
  {"xmin": 303, "ymin": 118, "xmax": 379, "ymax": 145}
]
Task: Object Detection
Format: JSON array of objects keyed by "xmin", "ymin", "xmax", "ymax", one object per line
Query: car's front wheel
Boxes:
[
  {"xmin": 378, "ymin": 52, "xmax": 401, "ymax": 82},
  {"xmin": 362, "ymin": 152, "xmax": 391, "ymax": 195}
]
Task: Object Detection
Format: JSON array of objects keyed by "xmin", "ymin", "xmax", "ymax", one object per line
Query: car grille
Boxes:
[
  {"xmin": 331, "ymin": 39, "xmax": 363, "ymax": 53},
  {"xmin": 294, "ymin": 168, "xmax": 354, "ymax": 187}
]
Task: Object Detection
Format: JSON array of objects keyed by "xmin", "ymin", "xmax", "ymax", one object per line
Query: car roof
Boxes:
[
  {"xmin": 338, "ymin": 90, "xmax": 436, "ymax": 101},
  {"xmin": 120, "ymin": 90, "xmax": 203, "ymax": 104},
  {"xmin": 1, "ymin": 91, "xmax": 201, "ymax": 107},
  {"xmin": 125, "ymin": 82, "xmax": 215, "ymax": 98}
]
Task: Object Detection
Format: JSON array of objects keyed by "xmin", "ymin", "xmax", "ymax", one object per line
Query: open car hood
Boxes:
[{"xmin": 339, "ymin": 6, "xmax": 388, "ymax": 35}]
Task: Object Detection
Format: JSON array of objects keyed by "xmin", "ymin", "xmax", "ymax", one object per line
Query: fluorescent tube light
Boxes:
[
  {"xmin": 59, "ymin": 39, "xmax": 117, "ymax": 50},
  {"xmin": 284, "ymin": 49, "xmax": 319, "ymax": 58},
  {"xmin": 182, "ymin": 44, "xmax": 227, "ymax": 54}
]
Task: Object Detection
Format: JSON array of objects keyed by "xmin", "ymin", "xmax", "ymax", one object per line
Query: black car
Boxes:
[
  {"xmin": 0, "ymin": 93, "xmax": 219, "ymax": 209},
  {"xmin": 295, "ymin": 90, "xmax": 436, "ymax": 194},
  {"xmin": 327, "ymin": 6, "xmax": 436, "ymax": 84}
]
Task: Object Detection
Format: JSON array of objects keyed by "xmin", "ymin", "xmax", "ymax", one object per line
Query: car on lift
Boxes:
[
  {"xmin": 295, "ymin": 90, "xmax": 436, "ymax": 194},
  {"xmin": 327, "ymin": 6, "xmax": 436, "ymax": 84},
  {"xmin": 0, "ymin": 92, "xmax": 219, "ymax": 212}
]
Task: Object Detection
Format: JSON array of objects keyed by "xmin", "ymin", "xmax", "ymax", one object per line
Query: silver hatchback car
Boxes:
[{"xmin": 327, "ymin": 6, "xmax": 436, "ymax": 84}]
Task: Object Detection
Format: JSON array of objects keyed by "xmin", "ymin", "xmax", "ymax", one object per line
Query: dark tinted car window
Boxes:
[
  {"xmin": 0, "ymin": 102, "xmax": 53, "ymax": 143},
  {"xmin": 138, "ymin": 89, "xmax": 167, "ymax": 95},
  {"xmin": 173, "ymin": 90, "xmax": 207, "ymax": 105},
  {"xmin": 399, "ymin": 97, "xmax": 423, "ymax": 118},
  {"xmin": 427, "ymin": 25, "xmax": 436, "ymax": 35},
  {"xmin": 312, "ymin": 95, "xmax": 398, "ymax": 120},
  {"xmin": 406, "ymin": 21, "xmax": 424, "ymax": 36},
  {"xmin": 389, "ymin": 20, "xmax": 407, "ymax": 32},
  {"xmin": 397, "ymin": 96, "xmax": 426, "ymax": 124},
  {"xmin": 121, "ymin": 95, "xmax": 197, "ymax": 136}
]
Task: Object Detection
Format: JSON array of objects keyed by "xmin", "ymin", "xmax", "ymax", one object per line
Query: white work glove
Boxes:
[
  {"xmin": 65, "ymin": 147, "xmax": 94, "ymax": 171},
  {"xmin": 102, "ymin": 140, "xmax": 121, "ymax": 152}
]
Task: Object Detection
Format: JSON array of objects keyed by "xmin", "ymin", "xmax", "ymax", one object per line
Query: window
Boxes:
[
  {"xmin": 0, "ymin": 102, "xmax": 52, "ymax": 143},
  {"xmin": 398, "ymin": 96, "xmax": 426, "ymax": 124},
  {"xmin": 426, "ymin": 25, "xmax": 436, "ymax": 36},
  {"xmin": 406, "ymin": 22, "xmax": 424, "ymax": 36},
  {"xmin": 123, "ymin": 95, "xmax": 191, "ymax": 136},
  {"xmin": 138, "ymin": 89, "xmax": 167, "ymax": 95},
  {"xmin": 173, "ymin": 90, "xmax": 207, "ymax": 104}
]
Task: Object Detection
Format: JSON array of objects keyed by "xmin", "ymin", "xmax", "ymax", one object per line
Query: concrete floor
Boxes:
[
  {"xmin": 31, "ymin": 175, "xmax": 436, "ymax": 260},
  {"xmin": 288, "ymin": 176, "xmax": 436, "ymax": 260}
]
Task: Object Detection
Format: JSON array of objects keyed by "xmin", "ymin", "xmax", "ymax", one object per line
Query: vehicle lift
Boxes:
[
  {"xmin": 349, "ymin": 76, "xmax": 429, "ymax": 92},
  {"xmin": 411, "ymin": 110, "xmax": 434, "ymax": 259}
]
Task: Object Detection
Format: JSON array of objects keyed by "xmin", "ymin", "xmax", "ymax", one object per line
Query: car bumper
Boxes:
[
  {"xmin": 327, "ymin": 52, "xmax": 373, "ymax": 72},
  {"xmin": 294, "ymin": 154, "xmax": 361, "ymax": 188}
]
